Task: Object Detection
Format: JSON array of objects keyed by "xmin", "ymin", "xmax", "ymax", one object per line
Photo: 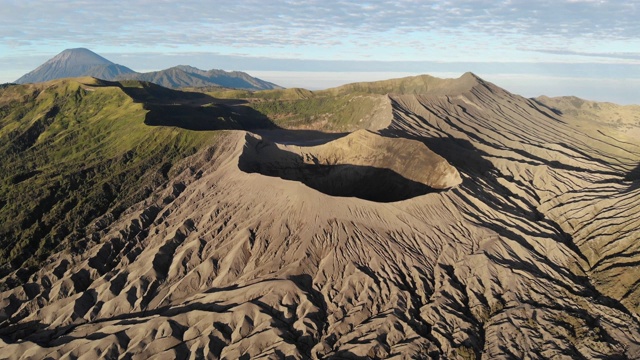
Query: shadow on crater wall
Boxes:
[
  {"xmin": 112, "ymin": 80, "xmax": 441, "ymax": 202},
  {"xmin": 625, "ymin": 163, "xmax": 640, "ymax": 182},
  {"xmin": 142, "ymin": 101, "xmax": 277, "ymax": 131},
  {"xmin": 625, "ymin": 163, "xmax": 640, "ymax": 193},
  {"xmin": 238, "ymin": 136, "xmax": 437, "ymax": 203},
  {"xmin": 107, "ymin": 80, "xmax": 277, "ymax": 131}
]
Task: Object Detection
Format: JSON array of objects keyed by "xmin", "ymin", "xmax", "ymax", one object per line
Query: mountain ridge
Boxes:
[
  {"xmin": 116, "ymin": 65, "xmax": 282, "ymax": 90},
  {"xmin": 1, "ymin": 73, "xmax": 639, "ymax": 358},
  {"xmin": 322, "ymin": 71, "xmax": 484, "ymax": 96},
  {"xmin": 15, "ymin": 48, "xmax": 136, "ymax": 84},
  {"xmin": 14, "ymin": 48, "xmax": 282, "ymax": 91}
]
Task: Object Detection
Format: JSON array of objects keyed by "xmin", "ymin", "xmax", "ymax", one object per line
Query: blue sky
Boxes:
[{"xmin": 1, "ymin": 0, "xmax": 639, "ymax": 103}]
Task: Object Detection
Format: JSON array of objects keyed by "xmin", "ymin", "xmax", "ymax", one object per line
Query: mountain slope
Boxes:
[
  {"xmin": 15, "ymin": 49, "xmax": 282, "ymax": 91},
  {"xmin": 326, "ymin": 71, "xmax": 482, "ymax": 96},
  {"xmin": 0, "ymin": 78, "xmax": 275, "ymax": 276},
  {"xmin": 14, "ymin": 48, "xmax": 136, "ymax": 84},
  {"xmin": 0, "ymin": 74, "xmax": 639, "ymax": 359},
  {"xmin": 117, "ymin": 65, "xmax": 282, "ymax": 90}
]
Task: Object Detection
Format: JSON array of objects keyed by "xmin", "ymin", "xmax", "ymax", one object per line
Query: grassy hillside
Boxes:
[
  {"xmin": 322, "ymin": 72, "xmax": 480, "ymax": 96},
  {"xmin": 0, "ymin": 74, "xmax": 470, "ymax": 276},
  {"xmin": 0, "ymin": 78, "xmax": 225, "ymax": 276},
  {"xmin": 199, "ymin": 73, "xmax": 482, "ymax": 131},
  {"xmin": 206, "ymin": 87, "xmax": 388, "ymax": 131}
]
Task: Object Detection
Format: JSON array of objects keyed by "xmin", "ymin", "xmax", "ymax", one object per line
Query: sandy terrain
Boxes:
[{"xmin": 1, "ymin": 73, "xmax": 639, "ymax": 359}]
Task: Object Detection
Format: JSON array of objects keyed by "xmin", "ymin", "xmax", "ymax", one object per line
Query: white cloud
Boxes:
[
  {"xmin": 1, "ymin": 0, "xmax": 638, "ymax": 52},
  {"xmin": 1, "ymin": 0, "xmax": 639, "ymax": 103}
]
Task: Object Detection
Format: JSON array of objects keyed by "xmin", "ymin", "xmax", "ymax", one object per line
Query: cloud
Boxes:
[
  {"xmin": 1, "ymin": 0, "xmax": 638, "ymax": 54},
  {"xmin": 96, "ymin": 51, "xmax": 640, "ymax": 84},
  {"xmin": 527, "ymin": 49, "xmax": 640, "ymax": 61},
  {"xmin": 484, "ymin": 73, "xmax": 640, "ymax": 104},
  {"xmin": 2, "ymin": 0, "xmax": 638, "ymax": 104}
]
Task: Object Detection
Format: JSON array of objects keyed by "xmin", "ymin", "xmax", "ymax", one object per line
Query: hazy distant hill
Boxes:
[
  {"xmin": 117, "ymin": 65, "xmax": 283, "ymax": 90},
  {"xmin": 15, "ymin": 49, "xmax": 281, "ymax": 91},
  {"xmin": 14, "ymin": 48, "xmax": 136, "ymax": 84}
]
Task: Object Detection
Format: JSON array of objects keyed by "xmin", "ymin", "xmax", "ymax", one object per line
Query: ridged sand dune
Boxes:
[{"xmin": 1, "ymin": 74, "xmax": 639, "ymax": 359}]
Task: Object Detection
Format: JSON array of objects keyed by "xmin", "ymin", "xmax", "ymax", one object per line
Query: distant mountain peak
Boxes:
[
  {"xmin": 173, "ymin": 65, "xmax": 202, "ymax": 72},
  {"xmin": 15, "ymin": 49, "xmax": 282, "ymax": 90},
  {"xmin": 31, "ymin": 48, "xmax": 115, "ymax": 70},
  {"xmin": 54, "ymin": 48, "xmax": 112, "ymax": 62},
  {"xmin": 117, "ymin": 65, "xmax": 283, "ymax": 91},
  {"xmin": 15, "ymin": 48, "xmax": 135, "ymax": 84}
]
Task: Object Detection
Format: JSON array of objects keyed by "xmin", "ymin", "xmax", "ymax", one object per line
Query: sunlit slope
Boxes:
[
  {"xmin": 385, "ymin": 74, "xmax": 640, "ymax": 317},
  {"xmin": 202, "ymin": 86, "xmax": 390, "ymax": 132},
  {"xmin": 0, "ymin": 73, "xmax": 639, "ymax": 359},
  {"xmin": 0, "ymin": 78, "xmax": 223, "ymax": 275},
  {"xmin": 206, "ymin": 72, "xmax": 488, "ymax": 132}
]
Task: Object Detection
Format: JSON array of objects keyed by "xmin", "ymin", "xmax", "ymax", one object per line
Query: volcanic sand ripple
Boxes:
[{"xmin": 1, "ymin": 74, "xmax": 640, "ymax": 359}]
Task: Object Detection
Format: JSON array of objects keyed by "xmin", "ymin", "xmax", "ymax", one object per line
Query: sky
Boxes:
[{"xmin": 1, "ymin": 0, "xmax": 639, "ymax": 104}]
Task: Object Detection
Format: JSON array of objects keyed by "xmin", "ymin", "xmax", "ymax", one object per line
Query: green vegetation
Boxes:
[
  {"xmin": 0, "ymin": 77, "xmax": 392, "ymax": 277},
  {"xmin": 0, "ymin": 79, "xmax": 219, "ymax": 276},
  {"xmin": 203, "ymin": 87, "xmax": 385, "ymax": 131},
  {"xmin": 197, "ymin": 74, "xmax": 473, "ymax": 131},
  {"xmin": 250, "ymin": 94, "xmax": 381, "ymax": 129}
]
